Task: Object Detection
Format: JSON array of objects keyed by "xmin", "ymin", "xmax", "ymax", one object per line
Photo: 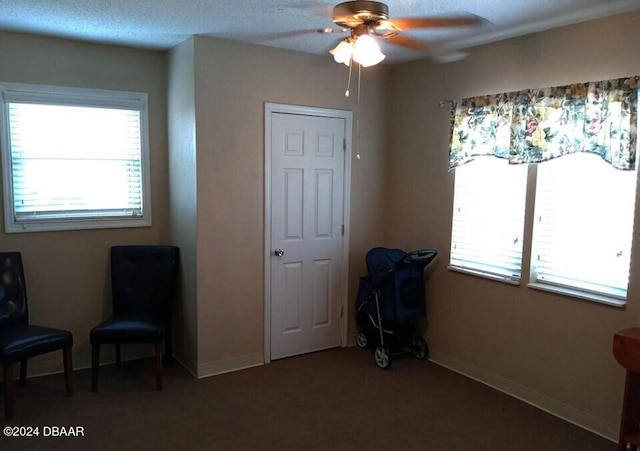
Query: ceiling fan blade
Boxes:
[
  {"xmin": 317, "ymin": 27, "xmax": 348, "ymax": 34},
  {"xmin": 390, "ymin": 16, "xmax": 486, "ymax": 30},
  {"xmin": 251, "ymin": 29, "xmax": 322, "ymax": 42},
  {"xmin": 385, "ymin": 34, "xmax": 429, "ymax": 51}
]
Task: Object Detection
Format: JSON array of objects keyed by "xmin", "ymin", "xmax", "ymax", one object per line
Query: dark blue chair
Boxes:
[
  {"xmin": 0, "ymin": 252, "xmax": 73, "ymax": 421},
  {"xmin": 90, "ymin": 245, "xmax": 178, "ymax": 392}
]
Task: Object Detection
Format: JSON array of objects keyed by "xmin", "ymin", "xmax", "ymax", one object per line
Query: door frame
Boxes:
[{"xmin": 264, "ymin": 102, "xmax": 353, "ymax": 364}]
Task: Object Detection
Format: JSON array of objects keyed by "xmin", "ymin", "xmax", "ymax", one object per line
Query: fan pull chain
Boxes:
[
  {"xmin": 345, "ymin": 60, "xmax": 353, "ymax": 97},
  {"xmin": 343, "ymin": 61, "xmax": 362, "ymax": 160},
  {"xmin": 356, "ymin": 62, "xmax": 362, "ymax": 160}
]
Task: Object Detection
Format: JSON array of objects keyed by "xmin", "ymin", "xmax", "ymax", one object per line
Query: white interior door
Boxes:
[{"xmin": 268, "ymin": 110, "xmax": 346, "ymax": 360}]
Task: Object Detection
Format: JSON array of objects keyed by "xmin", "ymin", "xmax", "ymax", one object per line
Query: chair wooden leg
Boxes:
[
  {"xmin": 619, "ymin": 370, "xmax": 640, "ymax": 450},
  {"xmin": 63, "ymin": 347, "xmax": 73, "ymax": 397},
  {"xmin": 19, "ymin": 360, "xmax": 27, "ymax": 386},
  {"xmin": 154, "ymin": 343, "xmax": 162, "ymax": 391},
  {"xmin": 91, "ymin": 344, "xmax": 100, "ymax": 392},
  {"xmin": 3, "ymin": 364, "xmax": 15, "ymax": 421},
  {"xmin": 165, "ymin": 324, "xmax": 173, "ymax": 367},
  {"xmin": 115, "ymin": 343, "xmax": 121, "ymax": 368}
]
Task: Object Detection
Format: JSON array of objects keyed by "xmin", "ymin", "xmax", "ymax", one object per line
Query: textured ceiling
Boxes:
[{"xmin": 1, "ymin": 0, "xmax": 639, "ymax": 64}]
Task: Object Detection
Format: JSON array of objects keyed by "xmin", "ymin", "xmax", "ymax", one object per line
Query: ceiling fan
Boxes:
[{"xmin": 318, "ymin": 1, "xmax": 485, "ymax": 66}]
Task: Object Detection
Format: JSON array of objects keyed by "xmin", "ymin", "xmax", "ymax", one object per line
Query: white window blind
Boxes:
[
  {"xmin": 532, "ymin": 153, "xmax": 637, "ymax": 299},
  {"xmin": 450, "ymin": 157, "xmax": 528, "ymax": 283},
  {"xmin": 0, "ymin": 82, "xmax": 151, "ymax": 233}
]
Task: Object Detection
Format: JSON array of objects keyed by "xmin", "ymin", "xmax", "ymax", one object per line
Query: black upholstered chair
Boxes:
[
  {"xmin": 90, "ymin": 245, "xmax": 178, "ymax": 392},
  {"xmin": 0, "ymin": 252, "xmax": 73, "ymax": 421}
]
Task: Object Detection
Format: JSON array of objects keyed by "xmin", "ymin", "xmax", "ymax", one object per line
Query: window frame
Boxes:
[
  {"xmin": 449, "ymin": 156, "xmax": 638, "ymax": 308},
  {"xmin": 527, "ymin": 153, "xmax": 638, "ymax": 308},
  {"xmin": 0, "ymin": 82, "xmax": 152, "ymax": 233},
  {"xmin": 448, "ymin": 156, "xmax": 529, "ymax": 285}
]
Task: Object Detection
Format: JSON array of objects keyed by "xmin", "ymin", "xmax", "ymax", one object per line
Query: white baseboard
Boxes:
[
  {"xmin": 0, "ymin": 348, "xmax": 262, "ymax": 382},
  {"xmin": 0, "ymin": 346, "xmax": 158, "ymax": 382},
  {"xmin": 172, "ymin": 352, "xmax": 197, "ymax": 377},
  {"xmin": 196, "ymin": 352, "xmax": 264, "ymax": 379},
  {"xmin": 429, "ymin": 350, "xmax": 618, "ymax": 443}
]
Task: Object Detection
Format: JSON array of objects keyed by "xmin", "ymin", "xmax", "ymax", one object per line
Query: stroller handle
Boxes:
[{"xmin": 403, "ymin": 249, "xmax": 438, "ymax": 263}]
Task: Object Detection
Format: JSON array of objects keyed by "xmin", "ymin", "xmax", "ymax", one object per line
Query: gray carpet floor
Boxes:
[{"xmin": 1, "ymin": 347, "xmax": 616, "ymax": 450}]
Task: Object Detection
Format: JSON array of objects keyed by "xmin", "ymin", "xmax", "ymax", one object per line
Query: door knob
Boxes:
[{"xmin": 274, "ymin": 248, "xmax": 285, "ymax": 257}]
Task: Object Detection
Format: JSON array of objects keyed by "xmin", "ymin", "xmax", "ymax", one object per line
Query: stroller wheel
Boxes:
[
  {"xmin": 374, "ymin": 346, "xmax": 391, "ymax": 369},
  {"xmin": 412, "ymin": 337, "xmax": 429, "ymax": 360},
  {"xmin": 356, "ymin": 332, "xmax": 368, "ymax": 348}
]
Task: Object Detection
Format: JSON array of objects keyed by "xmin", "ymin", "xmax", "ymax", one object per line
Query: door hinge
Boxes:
[
  {"xmin": 343, "ymin": 138, "xmax": 346, "ymax": 151},
  {"xmin": 340, "ymin": 305, "xmax": 344, "ymax": 318},
  {"xmin": 341, "ymin": 224, "xmax": 345, "ymax": 236}
]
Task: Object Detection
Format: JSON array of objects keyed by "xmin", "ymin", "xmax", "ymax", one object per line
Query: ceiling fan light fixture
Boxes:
[
  {"xmin": 330, "ymin": 39, "xmax": 353, "ymax": 65},
  {"xmin": 324, "ymin": 1, "xmax": 485, "ymax": 66},
  {"xmin": 352, "ymin": 34, "xmax": 385, "ymax": 67}
]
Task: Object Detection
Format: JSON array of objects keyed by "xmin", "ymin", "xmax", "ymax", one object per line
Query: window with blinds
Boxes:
[
  {"xmin": 531, "ymin": 153, "xmax": 637, "ymax": 300},
  {"xmin": 449, "ymin": 157, "xmax": 528, "ymax": 283},
  {"xmin": 0, "ymin": 82, "xmax": 151, "ymax": 233}
]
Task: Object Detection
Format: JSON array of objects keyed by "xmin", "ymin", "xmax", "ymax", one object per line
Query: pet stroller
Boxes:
[{"xmin": 356, "ymin": 247, "xmax": 438, "ymax": 369}]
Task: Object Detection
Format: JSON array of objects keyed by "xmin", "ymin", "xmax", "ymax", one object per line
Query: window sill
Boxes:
[
  {"xmin": 448, "ymin": 265, "xmax": 520, "ymax": 286},
  {"xmin": 527, "ymin": 282, "xmax": 625, "ymax": 308},
  {"xmin": 5, "ymin": 217, "xmax": 152, "ymax": 233}
]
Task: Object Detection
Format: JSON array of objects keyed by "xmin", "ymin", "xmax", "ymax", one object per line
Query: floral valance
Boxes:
[{"xmin": 448, "ymin": 77, "xmax": 638, "ymax": 170}]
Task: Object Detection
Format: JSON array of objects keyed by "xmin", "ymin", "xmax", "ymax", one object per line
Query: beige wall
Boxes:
[
  {"xmin": 167, "ymin": 37, "xmax": 199, "ymax": 371},
  {"xmin": 187, "ymin": 36, "xmax": 389, "ymax": 375},
  {"xmin": 388, "ymin": 12, "xmax": 640, "ymax": 439},
  {"xmin": 0, "ymin": 31, "xmax": 169, "ymax": 372}
]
